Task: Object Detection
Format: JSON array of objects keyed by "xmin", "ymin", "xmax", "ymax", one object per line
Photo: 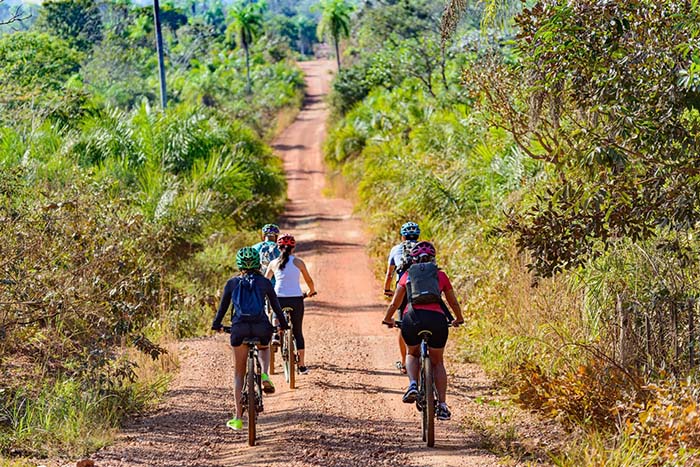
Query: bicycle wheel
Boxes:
[
  {"xmin": 247, "ymin": 353, "xmax": 256, "ymax": 446},
  {"xmin": 422, "ymin": 356, "xmax": 435, "ymax": 447},
  {"xmin": 281, "ymin": 328, "xmax": 290, "ymax": 383},
  {"xmin": 288, "ymin": 323, "xmax": 296, "ymax": 390}
]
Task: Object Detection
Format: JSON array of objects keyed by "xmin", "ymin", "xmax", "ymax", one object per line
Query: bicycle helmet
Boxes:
[
  {"xmin": 236, "ymin": 246, "xmax": 261, "ymax": 270},
  {"xmin": 409, "ymin": 241, "xmax": 436, "ymax": 259},
  {"xmin": 400, "ymin": 221, "xmax": 420, "ymax": 239},
  {"xmin": 277, "ymin": 233, "xmax": 296, "ymax": 248},
  {"xmin": 262, "ymin": 223, "xmax": 280, "ymax": 235}
]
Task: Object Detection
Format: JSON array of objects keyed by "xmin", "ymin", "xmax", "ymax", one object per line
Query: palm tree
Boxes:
[
  {"xmin": 316, "ymin": 0, "xmax": 353, "ymax": 71},
  {"xmin": 227, "ymin": 2, "xmax": 264, "ymax": 93}
]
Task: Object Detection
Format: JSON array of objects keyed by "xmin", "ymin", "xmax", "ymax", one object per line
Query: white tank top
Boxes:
[{"xmin": 274, "ymin": 255, "xmax": 303, "ymax": 297}]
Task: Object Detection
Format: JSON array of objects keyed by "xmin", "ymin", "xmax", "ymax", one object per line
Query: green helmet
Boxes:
[{"xmin": 236, "ymin": 247, "xmax": 260, "ymax": 270}]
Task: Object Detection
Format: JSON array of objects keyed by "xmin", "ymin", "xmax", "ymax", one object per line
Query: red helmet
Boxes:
[
  {"xmin": 277, "ymin": 233, "xmax": 296, "ymax": 248},
  {"xmin": 409, "ymin": 241, "xmax": 436, "ymax": 258}
]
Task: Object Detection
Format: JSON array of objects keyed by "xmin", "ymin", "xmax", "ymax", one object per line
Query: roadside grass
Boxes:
[
  {"xmin": 550, "ymin": 432, "xmax": 671, "ymax": 467},
  {"xmin": 0, "ymin": 375, "xmax": 163, "ymax": 458}
]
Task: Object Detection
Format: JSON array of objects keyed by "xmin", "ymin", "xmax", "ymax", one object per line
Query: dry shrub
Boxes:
[
  {"xmin": 0, "ymin": 170, "xmax": 167, "ymax": 390},
  {"xmin": 515, "ymin": 360, "xmax": 637, "ymax": 428},
  {"xmin": 624, "ymin": 380, "xmax": 700, "ymax": 463}
]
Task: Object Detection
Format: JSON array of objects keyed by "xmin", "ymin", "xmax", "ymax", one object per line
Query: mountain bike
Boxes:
[
  {"xmin": 394, "ymin": 320, "xmax": 437, "ymax": 447},
  {"xmin": 223, "ymin": 327, "xmax": 264, "ymax": 446},
  {"xmin": 280, "ymin": 292, "xmax": 316, "ymax": 389}
]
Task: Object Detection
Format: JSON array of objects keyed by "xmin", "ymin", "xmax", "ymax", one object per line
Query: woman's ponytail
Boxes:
[{"xmin": 279, "ymin": 245, "xmax": 293, "ymax": 270}]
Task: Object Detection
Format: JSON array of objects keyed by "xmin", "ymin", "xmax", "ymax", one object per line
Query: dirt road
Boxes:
[{"xmin": 93, "ymin": 61, "xmax": 506, "ymax": 467}]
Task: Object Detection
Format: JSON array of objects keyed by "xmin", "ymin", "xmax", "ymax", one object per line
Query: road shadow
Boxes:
[
  {"xmin": 291, "ymin": 239, "xmax": 364, "ymax": 254},
  {"xmin": 273, "ymin": 143, "xmax": 308, "ymax": 151},
  {"xmin": 218, "ymin": 409, "xmax": 483, "ymax": 467}
]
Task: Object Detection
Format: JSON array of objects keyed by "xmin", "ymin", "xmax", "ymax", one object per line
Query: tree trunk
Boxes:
[
  {"xmin": 244, "ymin": 43, "xmax": 251, "ymax": 93},
  {"xmin": 334, "ymin": 35, "xmax": 341, "ymax": 70},
  {"xmin": 153, "ymin": 0, "xmax": 167, "ymax": 110}
]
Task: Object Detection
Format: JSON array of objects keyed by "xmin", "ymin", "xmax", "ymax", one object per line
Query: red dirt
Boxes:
[{"xmin": 85, "ymin": 60, "xmax": 540, "ymax": 467}]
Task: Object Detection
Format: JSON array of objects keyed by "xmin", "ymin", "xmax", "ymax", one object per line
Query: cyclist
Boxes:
[
  {"xmin": 212, "ymin": 247, "xmax": 289, "ymax": 431},
  {"xmin": 252, "ymin": 223, "xmax": 282, "ymax": 345},
  {"xmin": 382, "ymin": 221, "xmax": 421, "ymax": 374},
  {"xmin": 381, "ymin": 241, "xmax": 464, "ymax": 421},
  {"xmin": 265, "ymin": 233, "xmax": 317, "ymax": 375},
  {"xmin": 252, "ymin": 223, "xmax": 281, "ymax": 278}
]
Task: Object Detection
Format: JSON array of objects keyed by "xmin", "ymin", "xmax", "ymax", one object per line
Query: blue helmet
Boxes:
[
  {"xmin": 400, "ymin": 221, "xmax": 420, "ymax": 238},
  {"xmin": 262, "ymin": 223, "xmax": 280, "ymax": 235}
]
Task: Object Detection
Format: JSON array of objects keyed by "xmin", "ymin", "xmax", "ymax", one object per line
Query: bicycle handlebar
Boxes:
[{"xmin": 382, "ymin": 319, "xmax": 401, "ymax": 328}]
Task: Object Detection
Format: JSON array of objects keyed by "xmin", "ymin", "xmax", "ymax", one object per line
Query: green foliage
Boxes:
[
  {"xmin": 36, "ymin": 0, "xmax": 102, "ymax": 51},
  {"xmin": 324, "ymin": 0, "xmax": 700, "ymax": 463},
  {"xmin": 0, "ymin": 32, "xmax": 81, "ymax": 91},
  {"xmin": 0, "ymin": 0, "xmax": 303, "ymax": 457},
  {"xmin": 470, "ymin": 1, "xmax": 700, "ymax": 278}
]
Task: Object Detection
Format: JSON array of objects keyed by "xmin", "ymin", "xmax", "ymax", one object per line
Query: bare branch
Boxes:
[{"xmin": 0, "ymin": 0, "xmax": 31, "ymax": 26}]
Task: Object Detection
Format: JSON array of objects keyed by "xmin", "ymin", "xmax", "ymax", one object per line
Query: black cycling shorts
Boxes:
[
  {"xmin": 230, "ymin": 320, "xmax": 274, "ymax": 347},
  {"xmin": 400, "ymin": 307, "xmax": 449, "ymax": 349}
]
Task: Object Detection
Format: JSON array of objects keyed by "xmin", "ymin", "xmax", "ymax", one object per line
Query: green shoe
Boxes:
[
  {"xmin": 226, "ymin": 418, "xmax": 243, "ymax": 430},
  {"xmin": 261, "ymin": 373, "xmax": 275, "ymax": 394}
]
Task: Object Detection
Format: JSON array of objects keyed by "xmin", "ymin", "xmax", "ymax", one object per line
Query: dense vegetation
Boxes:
[
  {"xmin": 327, "ymin": 0, "xmax": 700, "ymax": 464},
  {"xmin": 0, "ymin": 0, "xmax": 313, "ymax": 459}
]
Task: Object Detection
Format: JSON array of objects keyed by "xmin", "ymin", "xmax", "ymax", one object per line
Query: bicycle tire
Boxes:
[
  {"xmin": 247, "ymin": 353, "xmax": 256, "ymax": 446},
  {"xmin": 424, "ymin": 356, "xmax": 435, "ymax": 447},
  {"xmin": 288, "ymin": 322, "xmax": 296, "ymax": 390},
  {"xmin": 282, "ymin": 327, "xmax": 290, "ymax": 384}
]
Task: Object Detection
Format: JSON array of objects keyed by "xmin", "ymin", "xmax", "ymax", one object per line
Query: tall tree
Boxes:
[
  {"xmin": 37, "ymin": 0, "xmax": 102, "ymax": 51},
  {"xmin": 227, "ymin": 2, "xmax": 264, "ymax": 93},
  {"xmin": 316, "ymin": 0, "xmax": 353, "ymax": 70}
]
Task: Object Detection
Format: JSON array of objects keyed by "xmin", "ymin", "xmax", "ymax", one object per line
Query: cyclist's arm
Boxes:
[
  {"xmin": 383, "ymin": 264, "xmax": 396, "ymax": 294},
  {"xmin": 212, "ymin": 279, "xmax": 234, "ymax": 330},
  {"xmin": 444, "ymin": 288, "xmax": 464, "ymax": 324},
  {"xmin": 383, "ymin": 285, "xmax": 406, "ymax": 323},
  {"xmin": 264, "ymin": 260, "xmax": 276, "ymax": 280},
  {"xmin": 294, "ymin": 257, "xmax": 316, "ymax": 295}
]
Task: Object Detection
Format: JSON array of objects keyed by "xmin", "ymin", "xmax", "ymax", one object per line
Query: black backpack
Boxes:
[
  {"xmin": 407, "ymin": 262, "xmax": 441, "ymax": 305},
  {"xmin": 233, "ymin": 274, "xmax": 265, "ymax": 322}
]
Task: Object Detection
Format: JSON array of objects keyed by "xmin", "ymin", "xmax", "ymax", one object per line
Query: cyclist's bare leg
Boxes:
[
  {"xmin": 257, "ymin": 345, "xmax": 271, "ymax": 375},
  {"xmin": 398, "ymin": 333, "xmax": 407, "ymax": 368},
  {"xmin": 232, "ymin": 345, "xmax": 248, "ymax": 419},
  {"xmin": 298, "ymin": 349, "xmax": 305, "ymax": 367},
  {"xmin": 428, "ymin": 347, "xmax": 447, "ymax": 403},
  {"xmin": 405, "ymin": 344, "xmax": 421, "ymax": 384}
]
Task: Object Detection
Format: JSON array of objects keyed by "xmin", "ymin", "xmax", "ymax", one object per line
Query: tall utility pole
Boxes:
[{"xmin": 153, "ymin": 0, "xmax": 167, "ymax": 110}]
